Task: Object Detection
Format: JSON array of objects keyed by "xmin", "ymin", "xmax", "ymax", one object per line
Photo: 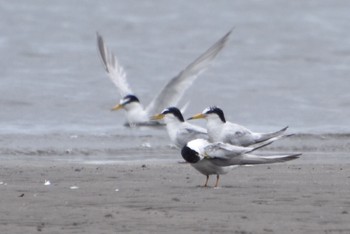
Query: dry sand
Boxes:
[{"xmin": 1, "ymin": 134, "xmax": 350, "ymax": 234}]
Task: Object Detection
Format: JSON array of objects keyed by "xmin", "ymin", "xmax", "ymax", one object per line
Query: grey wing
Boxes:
[
  {"xmin": 176, "ymin": 126, "xmax": 208, "ymax": 147},
  {"xmin": 145, "ymin": 30, "xmax": 232, "ymax": 115},
  {"xmin": 223, "ymin": 123, "xmax": 256, "ymax": 146},
  {"xmin": 204, "ymin": 136, "xmax": 285, "ymax": 165},
  {"xmin": 225, "ymin": 125, "xmax": 291, "ymax": 147},
  {"xmin": 203, "ymin": 142, "xmax": 255, "ymax": 159},
  {"xmin": 97, "ymin": 32, "xmax": 133, "ymax": 97},
  {"xmin": 226, "ymin": 153, "xmax": 302, "ymax": 165}
]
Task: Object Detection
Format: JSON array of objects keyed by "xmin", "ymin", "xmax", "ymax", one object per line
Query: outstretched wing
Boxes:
[
  {"xmin": 97, "ymin": 32, "xmax": 133, "ymax": 97},
  {"xmin": 145, "ymin": 30, "xmax": 232, "ymax": 115}
]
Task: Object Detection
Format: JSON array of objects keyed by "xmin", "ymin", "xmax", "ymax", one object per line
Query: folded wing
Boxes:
[
  {"xmin": 227, "ymin": 153, "xmax": 301, "ymax": 165},
  {"xmin": 203, "ymin": 138, "xmax": 276, "ymax": 159},
  {"xmin": 204, "ymin": 142, "xmax": 256, "ymax": 159}
]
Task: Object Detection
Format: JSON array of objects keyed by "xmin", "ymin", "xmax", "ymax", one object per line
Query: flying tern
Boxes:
[{"xmin": 97, "ymin": 31, "xmax": 232, "ymax": 126}]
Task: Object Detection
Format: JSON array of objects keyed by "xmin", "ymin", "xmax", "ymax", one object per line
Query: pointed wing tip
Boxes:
[
  {"xmin": 207, "ymin": 28, "xmax": 233, "ymax": 55},
  {"xmin": 96, "ymin": 32, "xmax": 104, "ymax": 48},
  {"xmin": 229, "ymin": 26, "xmax": 236, "ymax": 33},
  {"xmin": 250, "ymin": 140, "xmax": 273, "ymax": 153},
  {"xmin": 226, "ymin": 28, "xmax": 234, "ymax": 36},
  {"xmin": 96, "ymin": 32, "xmax": 104, "ymax": 47},
  {"xmin": 96, "ymin": 33, "xmax": 110, "ymax": 72},
  {"xmin": 221, "ymin": 28, "xmax": 234, "ymax": 43},
  {"xmin": 284, "ymin": 133, "xmax": 295, "ymax": 138},
  {"xmin": 287, "ymin": 153, "xmax": 302, "ymax": 161}
]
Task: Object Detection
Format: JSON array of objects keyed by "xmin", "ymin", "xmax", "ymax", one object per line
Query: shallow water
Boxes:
[
  {"xmin": 1, "ymin": 0, "xmax": 350, "ymax": 136},
  {"xmin": 0, "ymin": 132, "xmax": 349, "ymax": 164}
]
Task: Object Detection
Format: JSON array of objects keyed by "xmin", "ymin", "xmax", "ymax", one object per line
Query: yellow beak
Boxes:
[
  {"xmin": 188, "ymin": 113, "xmax": 206, "ymax": 120},
  {"xmin": 151, "ymin": 113, "xmax": 165, "ymax": 120},
  {"xmin": 111, "ymin": 103, "xmax": 123, "ymax": 111}
]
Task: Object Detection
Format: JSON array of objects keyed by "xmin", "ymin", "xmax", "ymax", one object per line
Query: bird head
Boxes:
[
  {"xmin": 151, "ymin": 107, "xmax": 185, "ymax": 122},
  {"xmin": 188, "ymin": 106, "xmax": 226, "ymax": 123},
  {"xmin": 111, "ymin": 94, "xmax": 140, "ymax": 111},
  {"xmin": 181, "ymin": 144, "xmax": 201, "ymax": 163},
  {"xmin": 181, "ymin": 139, "xmax": 210, "ymax": 163}
]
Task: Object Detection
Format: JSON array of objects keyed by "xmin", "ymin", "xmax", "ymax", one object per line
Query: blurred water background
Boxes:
[{"xmin": 1, "ymin": 0, "xmax": 350, "ymax": 137}]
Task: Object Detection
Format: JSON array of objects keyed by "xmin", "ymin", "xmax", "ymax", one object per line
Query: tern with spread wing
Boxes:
[
  {"xmin": 152, "ymin": 107, "xmax": 208, "ymax": 148},
  {"xmin": 188, "ymin": 106, "xmax": 289, "ymax": 146},
  {"xmin": 181, "ymin": 138, "xmax": 301, "ymax": 187},
  {"xmin": 97, "ymin": 31, "xmax": 232, "ymax": 126}
]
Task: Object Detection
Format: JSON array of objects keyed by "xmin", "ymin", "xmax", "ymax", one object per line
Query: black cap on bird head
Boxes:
[
  {"xmin": 112, "ymin": 94, "xmax": 141, "ymax": 111},
  {"xmin": 203, "ymin": 106, "xmax": 226, "ymax": 123},
  {"xmin": 121, "ymin": 94, "xmax": 140, "ymax": 105},
  {"xmin": 161, "ymin": 107, "xmax": 185, "ymax": 122}
]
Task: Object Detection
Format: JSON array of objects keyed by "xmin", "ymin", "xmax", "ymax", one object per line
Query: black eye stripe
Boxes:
[
  {"xmin": 161, "ymin": 107, "xmax": 184, "ymax": 122},
  {"xmin": 203, "ymin": 106, "xmax": 226, "ymax": 123},
  {"xmin": 162, "ymin": 109, "xmax": 171, "ymax": 114},
  {"xmin": 122, "ymin": 94, "xmax": 140, "ymax": 104}
]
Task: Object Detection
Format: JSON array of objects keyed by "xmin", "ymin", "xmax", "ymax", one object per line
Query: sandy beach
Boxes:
[
  {"xmin": 2, "ymin": 1, "xmax": 350, "ymax": 233},
  {"xmin": 1, "ymin": 134, "xmax": 350, "ymax": 234}
]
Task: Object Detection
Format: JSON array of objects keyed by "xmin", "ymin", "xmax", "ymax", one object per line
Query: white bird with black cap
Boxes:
[
  {"xmin": 152, "ymin": 107, "xmax": 208, "ymax": 148},
  {"xmin": 181, "ymin": 138, "xmax": 301, "ymax": 187},
  {"xmin": 188, "ymin": 106, "xmax": 289, "ymax": 146},
  {"xmin": 96, "ymin": 30, "xmax": 232, "ymax": 126}
]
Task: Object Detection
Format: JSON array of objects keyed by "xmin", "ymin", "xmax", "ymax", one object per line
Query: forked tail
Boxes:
[
  {"xmin": 255, "ymin": 126, "xmax": 289, "ymax": 144},
  {"xmin": 238, "ymin": 153, "xmax": 301, "ymax": 165}
]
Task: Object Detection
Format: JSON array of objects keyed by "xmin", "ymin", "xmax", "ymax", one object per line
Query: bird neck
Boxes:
[
  {"xmin": 206, "ymin": 117, "xmax": 224, "ymax": 141},
  {"xmin": 206, "ymin": 116, "xmax": 225, "ymax": 128}
]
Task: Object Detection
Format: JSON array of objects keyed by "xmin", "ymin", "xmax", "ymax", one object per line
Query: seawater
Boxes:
[{"xmin": 1, "ymin": 1, "xmax": 350, "ymax": 136}]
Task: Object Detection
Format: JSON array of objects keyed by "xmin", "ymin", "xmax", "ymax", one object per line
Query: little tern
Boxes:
[
  {"xmin": 97, "ymin": 31, "xmax": 232, "ymax": 126},
  {"xmin": 188, "ymin": 106, "xmax": 289, "ymax": 146},
  {"xmin": 181, "ymin": 138, "xmax": 301, "ymax": 187},
  {"xmin": 152, "ymin": 107, "xmax": 208, "ymax": 148}
]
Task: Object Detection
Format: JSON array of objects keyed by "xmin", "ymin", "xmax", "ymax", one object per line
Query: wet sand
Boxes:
[
  {"xmin": 1, "ymin": 134, "xmax": 350, "ymax": 234},
  {"xmin": 2, "ymin": 1, "xmax": 350, "ymax": 233}
]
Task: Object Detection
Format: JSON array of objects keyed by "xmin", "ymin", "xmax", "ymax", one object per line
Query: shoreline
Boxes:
[
  {"xmin": 1, "ymin": 161, "xmax": 350, "ymax": 233},
  {"xmin": 1, "ymin": 132, "xmax": 350, "ymax": 157},
  {"xmin": 0, "ymin": 134, "xmax": 350, "ymax": 233},
  {"xmin": 1, "ymin": 133, "xmax": 350, "ymax": 233}
]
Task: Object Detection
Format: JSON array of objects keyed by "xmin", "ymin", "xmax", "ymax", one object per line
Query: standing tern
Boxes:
[
  {"xmin": 97, "ymin": 30, "xmax": 232, "ymax": 126},
  {"xmin": 181, "ymin": 138, "xmax": 301, "ymax": 187},
  {"xmin": 188, "ymin": 106, "xmax": 289, "ymax": 146},
  {"xmin": 152, "ymin": 107, "xmax": 208, "ymax": 148}
]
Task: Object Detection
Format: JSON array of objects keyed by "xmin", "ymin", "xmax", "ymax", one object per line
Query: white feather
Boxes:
[
  {"xmin": 97, "ymin": 30, "xmax": 232, "ymax": 126},
  {"xmin": 97, "ymin": 32, "xmax": 133, "ymax": 97},
  {"xmin": 145, "ymin": 30, "xmax": 232, "ymax": 115}
]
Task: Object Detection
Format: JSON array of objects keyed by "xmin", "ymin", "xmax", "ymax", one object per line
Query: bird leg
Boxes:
[
  {"xmin": 214, "ymin": 175, "xmax": 220, "ymax": 188},
  {"xmin": 203, "ymin": 175, "xmax": 209, "ymax": 187}
]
